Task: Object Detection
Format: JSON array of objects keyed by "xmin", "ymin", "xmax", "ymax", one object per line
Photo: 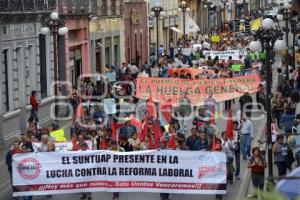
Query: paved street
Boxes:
[{"xmin": 0, "ymin": 99, "xmax": 265, "ymax": 200}]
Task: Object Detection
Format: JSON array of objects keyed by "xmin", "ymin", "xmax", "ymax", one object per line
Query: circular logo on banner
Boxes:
[{"xmin": 17, "ymin": 158, "xmax": 41, "ymax": 180}]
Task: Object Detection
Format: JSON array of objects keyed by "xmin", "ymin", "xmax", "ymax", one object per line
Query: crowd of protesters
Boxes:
[{"xmin": 5, "ymin": 31, "xmax": 300, "ymax": 200}]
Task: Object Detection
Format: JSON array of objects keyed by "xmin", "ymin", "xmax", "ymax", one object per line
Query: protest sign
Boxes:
[
  {"xmin": 211, "ymin": 35, "xmax": 220, "ymax": 42},
  {"xmin": 181, "ymin": 48, "xmax": 193, "ymax": 56},
  {"xmin": 231, "ymin": 64, "xmax": 241, "ymax": 72},
  {"xmin": 136, "ymin": 74, "xmax": 261, "ymax": 106},
  {"xmin": 50, "ymin": 129, "xmax": 66, "ymax": 142},
  {"xmin": 32, "ymin": 141, "xmax": 93, "ymax": 152},
  {"xmin": 12, "ymin": 150, "xmax": 226, "ymax": 196},
  {"xmin": 202, "ymin": 50, "xmax": 241, "ymax": 60},
  {"xmin": 103, "ymin": 98, "xmax": 117, "ymax": 114},
  {"xmin": 106, "ymin": 72, "xmax": 116, "ymax": 82},
  {"xmin": 250, "ymin": 18, "xmax": 261, "ymax": 31},
  {"xmin": 168, "ymin": 68, "xmax": 214, "ymax": 78},
  {"xmin": 192, "ymin": 44, "xmax": 202, "ymax": 49}
]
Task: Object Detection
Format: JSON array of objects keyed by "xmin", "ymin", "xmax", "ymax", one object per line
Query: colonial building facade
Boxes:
[
  {"xmin": 89, "ymin": 0, "xmax": 124, "ymax": 73},
  {"xmin": 58, "ymin": 0, "xmax": 91, "ymax": 89},
  {"xmin": 0, "ymin": 0, "xmax": 56, "ymax": 147}
]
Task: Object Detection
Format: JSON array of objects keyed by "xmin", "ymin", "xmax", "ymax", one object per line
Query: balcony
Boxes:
[
  {"xmin": 0, "ymin": 0, "xmax": 56, "ymax": 13},
  {"xmin": 89, "ymin": 0, "xmax": 123, "ymax": 18},
  {"xmin": 58, "ymin": 0, "xmax": 90, "ymax": 16}
]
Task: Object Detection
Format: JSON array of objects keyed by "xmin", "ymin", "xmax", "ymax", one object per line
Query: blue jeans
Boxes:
[
  {"xmin": 276, "ymin": 161, "xmax": 287, "ymax": 177},
  {"xmin": 23, "ymin": 196, "xmax": 32, "ymax": 200},
  {"xmin": 31, "ymin": 109, "xmax": 39, "ymax": 122},
  {"xmin": 240, "ymin": 134, "xmax": 251, "ymax": 159}
]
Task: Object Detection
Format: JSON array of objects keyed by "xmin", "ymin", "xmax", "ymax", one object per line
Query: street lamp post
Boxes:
[
  {"xmin": 41, "ymin": 12, "xmax": 68, "ymax": 117},
  {"xmin": 151, "ymin": 3, "xmax": 166, "ymax": 61},
  {"xmin": 234, "ymin": 0, "xmax": 237, "ymax": 19},
  {"xmin": 178, "ymin": 0, "xmax": 190, "ymax": 42},
  {"xmin": 221, "ymin": 0, "xmax": 228, "ymax": 31},
  {"xmin": 249, "ymin": 18, "xmax": 286, "ymax": 181}
]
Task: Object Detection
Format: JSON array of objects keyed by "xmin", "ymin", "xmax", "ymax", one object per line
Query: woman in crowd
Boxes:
[
  {"xmin": 247, "ymin": 147, "xmax": 266, "ymax": 193},
  {"xmin": 273, "ymin": 134, "xmax": 288, "ymax": 177}
]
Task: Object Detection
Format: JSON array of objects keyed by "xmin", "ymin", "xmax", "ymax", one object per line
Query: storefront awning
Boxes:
[
  {"xmin": 170, "ymin": 26, "xmax": 181, "ymax": 33},
  {"xmin": 187, "ymin": 16, "xmax": 200, "ymax": 33}
]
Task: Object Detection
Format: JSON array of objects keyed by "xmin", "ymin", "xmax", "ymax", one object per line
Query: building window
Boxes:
[
  {"xmin": 39, "ymin": 34, "xmax": 48, "ymax": 98},
  {"xmin": 27, "ymin": 45, "xmax": 35, "ymax": 104},
  {"xmin": 2, "ymin": 49, "xmax": 10, "ymax": 112},
  {"xmin": 111, "ymin": 0, "xmax": 116, "ymax": 15},
  {"xmin": 16, "ymin": 47, "xmax": 23, "ymax": 108}
]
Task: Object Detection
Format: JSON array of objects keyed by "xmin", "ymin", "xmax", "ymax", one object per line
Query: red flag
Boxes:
[
  {"xmin": 111, "ymin": 122, "xmax": 124, "ymax": 142},
  {"xmin": 73, "ymin": 101, "xmax": 84, "ymax": 124},
  {"xmin": 226, "ymin": 111, "xmax": 234, "ymax": 140},
  {"xmin": 160, "ymin": 99, "xmax": 172, "ymax": 124},
  {"xmin": 148, "ymin": 135, "xmax": 155, "ymax": 150},
  {"xmin": 140, "ymin": 115, "xmax": 150, "ymax": 141},
  {"xmin": 147, "ymin": 96, "xmax": 157, "ymax": 119},
  {"xmin": 129, "ymin": 116, "xmax": 143, "ymax": 132},
  {"xmin": 168, "ymin": 133, "xmax": 177, "ymax": 150},
  {"xmin": 100, "ymin": 137, "xmax": 108, "ymax": 150},
  {"xmin": 153, "ymin": 120, "xmax": 163, "ymax": 149}
]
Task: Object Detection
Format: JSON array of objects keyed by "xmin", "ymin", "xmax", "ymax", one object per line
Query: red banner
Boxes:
[{"xmin": 136, "ymin": 74, "xmax": 261, "ymax": 106}]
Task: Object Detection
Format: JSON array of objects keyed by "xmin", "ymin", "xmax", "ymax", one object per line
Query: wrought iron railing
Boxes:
[
  {"xmin": 0, "ymin": 0, "xmax": 56, "ymax": 13},
  {"xmin": 89, "ymin": 0, "xmax": 122, "ymax": 17}
]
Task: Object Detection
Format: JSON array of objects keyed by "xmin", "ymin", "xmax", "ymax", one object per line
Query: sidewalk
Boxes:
[{"xmin": 245, "ymin": 57, "xmax": 300, "ymax": 199}]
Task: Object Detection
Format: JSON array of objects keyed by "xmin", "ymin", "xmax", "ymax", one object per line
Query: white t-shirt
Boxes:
[{"xmin": 129, "ymin": 65, "xmax": 139, "ymax": 74}]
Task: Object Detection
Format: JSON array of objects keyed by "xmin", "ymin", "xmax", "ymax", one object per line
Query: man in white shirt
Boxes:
[
  {"xmin": 129, "ymin": 63, "xmax": 139, "ymax": 78},
  {"xmin": 239, "ymin": 115, "xmax": 254, "ymax": 159}
]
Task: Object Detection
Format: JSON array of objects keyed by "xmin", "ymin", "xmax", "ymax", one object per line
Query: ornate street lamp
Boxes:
[
  {"xmin": 178, "ymin": 0, "xmax": 190, "ymax": 42},
  {"xmin": 150, "ymin": 3, "xmax": 166, "ymax": 60},
  {"xmin": 41, "ymin": 11, "xmax": 68, "ymax": 117},
  {"xmin": 249, "ymin": 18, "xmax": 286, "ymax": 180},
  {"xmin": 278, "ymin": 0, "xmax": 298, "ymax": 71}
]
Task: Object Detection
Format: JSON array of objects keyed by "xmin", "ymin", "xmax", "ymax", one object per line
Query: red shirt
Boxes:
[
  {"xmin": 12, "ymin": 148, "xmax": 22, "ymax": 155},
  {"xmin": 30, "ymin": 96, "xmax": 39, "ymax": 110}
]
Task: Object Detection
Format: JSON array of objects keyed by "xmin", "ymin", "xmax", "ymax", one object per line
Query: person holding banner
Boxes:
[
  {"xmin": 37, "ymin": 134, "xmax": 49, "ymax": 152},
  {"xmin": 6, "ymin": 138, "xmax": 22, "ymax": 199},
  {"xmin": 160, "ymin": 140, "xmax": 171, "ymax": 200},
  {"xmin": 79, "ymin": 142, "xmax": 93, "ymax": 200},
  {"xmin": 186, "ymin": 128, "xmax": 202, "ymax": 151}
]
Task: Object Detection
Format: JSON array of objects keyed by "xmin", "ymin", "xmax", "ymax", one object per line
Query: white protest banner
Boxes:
[
  {"xmin": 103, "ymin": 98, "xmax": 117, "ymax": 114},
  {"xmin": 181, "ymin": 48, "xmax": 193, "ymax": 56},
  {"xmin": 32, "ymin": 141, "xmax": 93, "ymax": 152},
  {"xmin": 106, "ymin": 72, "xmax": 116, "ymax": 82},
  {"xmin": 12, "ymin": 150, "xmax": 227, "ymax": 196},
  {"xmin": 192, "ymin": 44, "xmax": 202, "ymax": 49},
  {"xmin": 203, "ymin": 50, "xmax": 241, "ymax": 60}
]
